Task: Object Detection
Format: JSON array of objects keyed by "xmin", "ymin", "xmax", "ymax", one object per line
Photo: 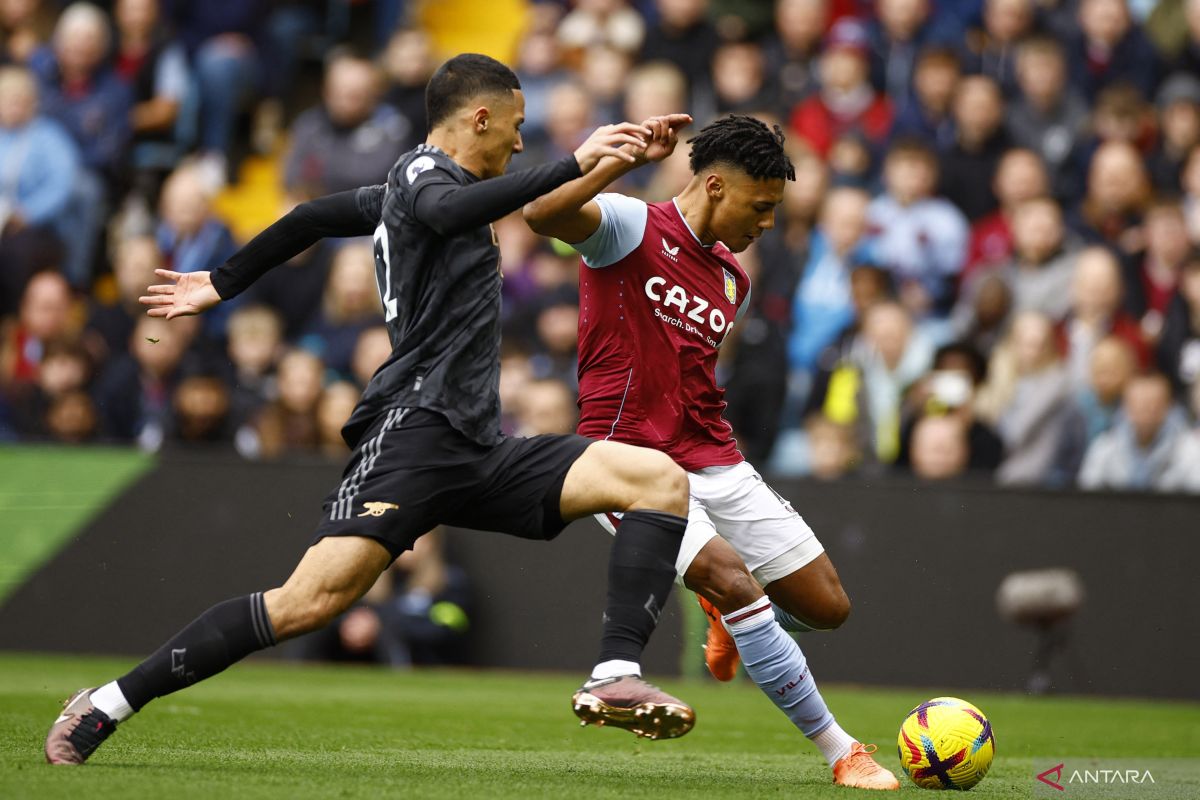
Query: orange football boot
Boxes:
[
  {"xmin": 832, "ymin": 743, "xmax": 901, "ymax": 790},
  {"xmin": 696, "ymin": 594, "xmax": 740, "ymax": 681}
]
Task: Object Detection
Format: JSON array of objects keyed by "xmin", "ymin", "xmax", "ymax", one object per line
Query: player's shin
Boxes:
[
  {"xmin": 722, "ymin": 597, "xmax": 856, "ymax": 766},
  {"xmin": 591, "ymin": 509, "xmax": 685, "ymax": 679},
  {"xmin": 94, "ymin": 592, "xmax": 277, "ymax": 721}
]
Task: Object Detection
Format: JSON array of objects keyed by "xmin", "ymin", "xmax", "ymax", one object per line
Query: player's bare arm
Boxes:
[{"xmin": 523, "ymin": 114, "xmax": 691, "ymax": 244}]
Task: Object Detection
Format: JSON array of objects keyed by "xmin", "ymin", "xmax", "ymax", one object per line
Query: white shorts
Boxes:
[{"xmin": 596, "ymin": 461, "xmax": 824, "ymax": 587}]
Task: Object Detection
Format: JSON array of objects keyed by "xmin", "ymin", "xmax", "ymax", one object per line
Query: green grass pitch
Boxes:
[{"xmin": 1, "ymin": 654, "xmax": 1197, "ymax": 799}]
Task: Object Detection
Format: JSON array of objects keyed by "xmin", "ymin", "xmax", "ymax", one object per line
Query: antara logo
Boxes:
[{"xmin": 661, "ymin": 237, "xmax": 680, "ymax": 261}]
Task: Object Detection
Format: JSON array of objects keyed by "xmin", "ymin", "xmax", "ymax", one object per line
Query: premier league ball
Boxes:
[{"xmin": 897, "ymin": 697, "xmax": 996, "ymax": 790}]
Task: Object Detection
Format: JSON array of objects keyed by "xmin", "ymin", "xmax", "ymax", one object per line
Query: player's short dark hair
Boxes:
[
  {"xmin": 688, "ymin": 115, "xmax": 796, "ymax": 182},
  {"xmin": 425, "ymin": 53, "xmax": 521, "ymax": 131}
]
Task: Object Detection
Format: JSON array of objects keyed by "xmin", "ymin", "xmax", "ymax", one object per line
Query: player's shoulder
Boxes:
[{"xmin": 392, "ymin": 144, "xmax": 463, "ymax": 191}]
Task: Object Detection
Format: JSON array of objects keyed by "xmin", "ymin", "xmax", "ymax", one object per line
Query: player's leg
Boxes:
[
  {"xmin": 762, "ymin": 553, "xmax": 851, "ymax": 632},
  {"xmin": 45, "ymin": 536, "xmax": 391, "ymax": 765},
  {"xmin": 685, "ymin": 465, "xmax": 898, "ymax": 789}
]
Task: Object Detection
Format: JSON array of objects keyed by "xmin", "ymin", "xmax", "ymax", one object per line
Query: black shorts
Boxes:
[{"xmin": 313, "ymin": 407, "xmax": 593, "ymax": 558}]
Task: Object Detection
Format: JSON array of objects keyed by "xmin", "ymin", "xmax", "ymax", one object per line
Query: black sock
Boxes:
[
  {"xmin": 116, "ymin": 592, "xmax": 276, "ymax": 711},
  {"xmin": 597, "ymin": 510, "xmax": 687, "ymax": 665}
]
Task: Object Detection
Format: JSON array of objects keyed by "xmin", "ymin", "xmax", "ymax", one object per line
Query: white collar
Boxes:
[{"xmin": 672, "ymin": 197, "xmax": 714, "ymax": 249}]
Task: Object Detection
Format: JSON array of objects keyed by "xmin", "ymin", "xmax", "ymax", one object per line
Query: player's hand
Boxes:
[
  {"xmin": 139, "ymin": 268, "xmax": 222, "ymax": 319},
  {"xmin": 574, "ymin": 122, "xmax": 652, "ymax": 174},
  {"xmin": 638, "ymin": 114, "xmax": 692, "ymax": 163}
]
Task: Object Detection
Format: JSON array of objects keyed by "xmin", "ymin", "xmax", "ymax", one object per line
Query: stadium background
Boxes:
[{"xmin": 2, "ymin": 0, "xmax": 1199, "ymax": 701}]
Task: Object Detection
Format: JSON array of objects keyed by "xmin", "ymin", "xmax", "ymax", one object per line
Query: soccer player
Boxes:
[
  {"xmin": 524, "ymin": 114, "xmax": 900, "ymax": 790},
  {"xmin": 45, "ymin": 54, "xmax": 698, "ymax": 765}
]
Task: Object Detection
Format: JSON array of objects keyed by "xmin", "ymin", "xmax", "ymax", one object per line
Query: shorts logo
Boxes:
[
  {"xmin": 406, "ymin": 155, "xmax": 436, "ymax": 184},
  {"xmin": 358, "ymin": 501, "xmax": 400, "ymax": 517},
  {"xmin": 722, "ymin": 268, "xmax": 737, "ymax": 303},
  {"xmin": 661, "ymin": 237, "xmax": 679, "ymax": 261}
]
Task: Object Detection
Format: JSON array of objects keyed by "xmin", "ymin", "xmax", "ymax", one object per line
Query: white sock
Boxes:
[
  {"xmin": 811, "ymin": 720, "xmax": 856, "ymax": 767},
  {"xmin": 90, "ymin": 681, "xmax": 135, "ymax": 723},
  {"xmin": 589, "ymin": 659, "xmax": 641, "ymax": 681}
]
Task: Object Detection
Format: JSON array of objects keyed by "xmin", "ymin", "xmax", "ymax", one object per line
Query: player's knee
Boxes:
[
  {"xmin": 684, "ymin": 549, "xmax": 762, "ymax": 614},
  {"xmin": 809, "ymin": 588, "xmax": 852, "ymax": 630},
  {"xmin": 639, "ymin": 453, "xmax": 688, "ymax": 516}
]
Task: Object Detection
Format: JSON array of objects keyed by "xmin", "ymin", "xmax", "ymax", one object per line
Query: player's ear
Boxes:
[
  {"xmin": 705, "ymin": 174, "xmax": 724, "ymax": 201},
  {"xmin": 473, "ymin": 106, "xmax": 490, "ymax": 134}
]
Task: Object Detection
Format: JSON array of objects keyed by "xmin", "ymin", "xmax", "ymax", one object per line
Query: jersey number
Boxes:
[{"xmin": 373, "ymin": 222, "xmax": 398, "ymax": 322}]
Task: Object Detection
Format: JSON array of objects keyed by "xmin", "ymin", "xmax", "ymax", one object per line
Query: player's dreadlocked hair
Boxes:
[{"xmin": 688, "ymin": 115, "xmax": 796, "ymax": 182}]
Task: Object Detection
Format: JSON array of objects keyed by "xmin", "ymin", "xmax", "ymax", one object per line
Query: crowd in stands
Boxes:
[{"xmin": 2, "ymin": 0, "xmax": 1200, "ymax": 494}]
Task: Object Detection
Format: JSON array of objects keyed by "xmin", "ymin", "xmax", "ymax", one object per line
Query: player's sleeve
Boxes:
[
  {"xmin": 410, "ymin": 154, "xmax": 583, "ymax": 237},
  {"xmin": 210, "ymin": 185, "xmax": 384, "ymax": 300},
  {"xmin": 573, "ymin": 193, "xmax": 648, "ymax": 269}
]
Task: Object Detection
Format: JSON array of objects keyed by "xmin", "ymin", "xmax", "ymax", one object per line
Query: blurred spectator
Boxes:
[
  {"xmin": 0, "ymin": 270, "xmax": 74, "ymax": 386},
  {"xmin": 157, "ymin": 164, "xmax": 236, "ymax": 276},
  {"xmin": 787, "ymin": 187, "xmax": 874, "ymax": 377},
  {"xmin": 846, "ymin": 300, "xmax": 935, "ymax": 464},
  {"xmin": 1007, "ymin": 36, "xmax": 1089, "ymax": 201},
  {"xmin": 514, "ymin": 376, "xmax": 577, "ymax": 436},
  {"xmin": 1070, "ymin": 0, "xmax": 1160, "ymax": 102},
  {"xmin": 113, "ymin": 0, "xmax": 190, "ymax": 173},
  {"xmin": 865, "ymin": 0, "xmax": 960, "ymax": 110},
  {"xmin": 623, "ymin": 60, "xmax": 688, "ymax": 137},
  {"xmin": 804, "ymin": 412, "xmax": 860, "ymax": 479},
  {"xmin": 965, "ymin": 0, "xmax": 1036, "ymax": 96},
  {"xmin": 951, "ymin": 270, "xmax": 1013, "ymax": 357},
  {"xmin": 513, "ymin": 28, "xmax": 568, "ymax": 147},
  {"xmin": 956, "ymin": 196, "xmax": 1080, "ymax": 338},
  {"xmin": 1063, "ymin": 245, "xmax": 1150, "ymax": 386},
  {"xmin": 30, "ymin": 3, "xmax": 130, "ymax": 287},
  {"xmin": 249, "ymin": 347, "xmax": 324, "ymax": 459},
  {"xmin": 92, "ymin": 314, "xmax": 201, "ymax": 449},
  {"xmin": 498, "ymin": 345, "xmax": 534, "ymax": 435},
  {"xmin": 537, "ymin": 81, "xmax": 593, "ymax": 163},
  {"xmin": 285, "ymin": 53, "xmax": 407, "ymax": 201},
  {"xmin": 761, "ymin": 0, "xmax": 829, "ymax": 115},
  {"xmin": 1078, "ymin": 371, "xmax": 1198, "ymax": 490},
  {"xmin": 170, "ymin": 372, "xmax": 233, "ymax": 446},
  {"xmin": 1, "ymin": 0, "xmax": 51, "ymax": 64},
  {"xmin": 225, "ymin": 304, "xmax": 283, "ymax": 427},
  {"xmin": 558, "ymin": 0, "xmax": 645, "ymax": 55},
  {"xmin": 1089, "ymin": 83, "xmax": 1153, "ymax": 148},
  {"xmin": 1157, "ymin": 249, "xmax": 1200, "ymax": 397},
  {"xmin": 867, "ymin": 138, "xmax": 969, "ymax": 319},
  {"xmin": 243, "ymin": 239, "xmax": 334, "ymax": 341},
  {"xmin": 790, "ymin": 19, "xmax": 893, "ymax": 159},
  {"xmin": 295, "ymin": 529, "xmax": 471, "ymax": 667},
  {"xmin": 890, "ymin": 45, "xmax": 960, "ymax": 151},
  {"xmin": 939, "ymin": 75, "xmax": 1012, "ymax": 221},
  {"xmin": 86, "ymin": 234, "xmax": 161, "ymax": 362},
  {"xmin": 350, "ymin": 325, "xmax": 392, "ymax": 391},
  {"xmin": 988, "ymin": 311, "xmax": 1079, "ymax": 486},
  {"xmin": 0, "ymin": 65, "xmax": 75, "ymax": 312},
  {"xmin": 1070, "ymin": 140, "xmax": 1151, "ymax": 256},
  {"xmin": 4, "ymin": 337, "xmax": 92, "ymax": 437},
  {"xmin": 1148, "ymin": 73, "xmax": 1200, "ymax": 194},
  {"xmin": 381, "ymin": 28, "xmax": 434, "ymax": 151},
  {"xmin": 639, "ymin": 0, "xmax": 721, "ymax": 98},
  {"xmin": 44, "ymin": 388, "xmax": 97, "ymax": 442},
  {"xmin": 578, "ymin": 43, "xmax": 632, "ymax": 124},
  {"xmin": 300, "ymin": 242, "xmax": 384, "ymax": 377},
  {"xmin": 896, "ymin": 341, "xmax": 1004, "ymax": 473},
  {"xmin": 711, "ymin": 39, "xmax": 773, "ymax": 114},
  {"xmin": 169, "ymin": 0, "xmax": 269, "ymax": 189},
  {"xmin": 1177, "ymin": 0, "xmax": 1200, "ymax": 75},
  {"xmin": 528, "ymin": 290, "xmax": 580, "ymax": 387},
  {"xmin": 1127, "ymin": 199, "xmax": 1191, "ymax": 344},
  {"xmin": 965, "ymin": 148, "xmax": 1051, "ymax": 275},
  {"xmin": 909, "ymin": 414, "xmax": 971, "ymax": 480},
  {"xmin": 1075, "ymin": 334, "xmax": 1138, "ymax": 442},
  {"xmin": 315, "ymin": 379, "xmax": 358, "ymax": 457},
  {"xmin": 1186, "ymin": 144, "xmax": 1200, "ymax": 241}
]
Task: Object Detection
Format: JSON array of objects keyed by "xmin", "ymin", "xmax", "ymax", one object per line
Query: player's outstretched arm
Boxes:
[
  {"xmin": 523, "ymin": 114, "xmax": 691, "ymax": 244},
  {"xmin": 413, "ymin": 122, "xmax": 653, "ymax": 238}
]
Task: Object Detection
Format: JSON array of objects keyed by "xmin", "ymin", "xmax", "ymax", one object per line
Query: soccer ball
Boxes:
[{"xmin": 897, "ymin": 697, "xmax": 995, "ymax": 790}]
